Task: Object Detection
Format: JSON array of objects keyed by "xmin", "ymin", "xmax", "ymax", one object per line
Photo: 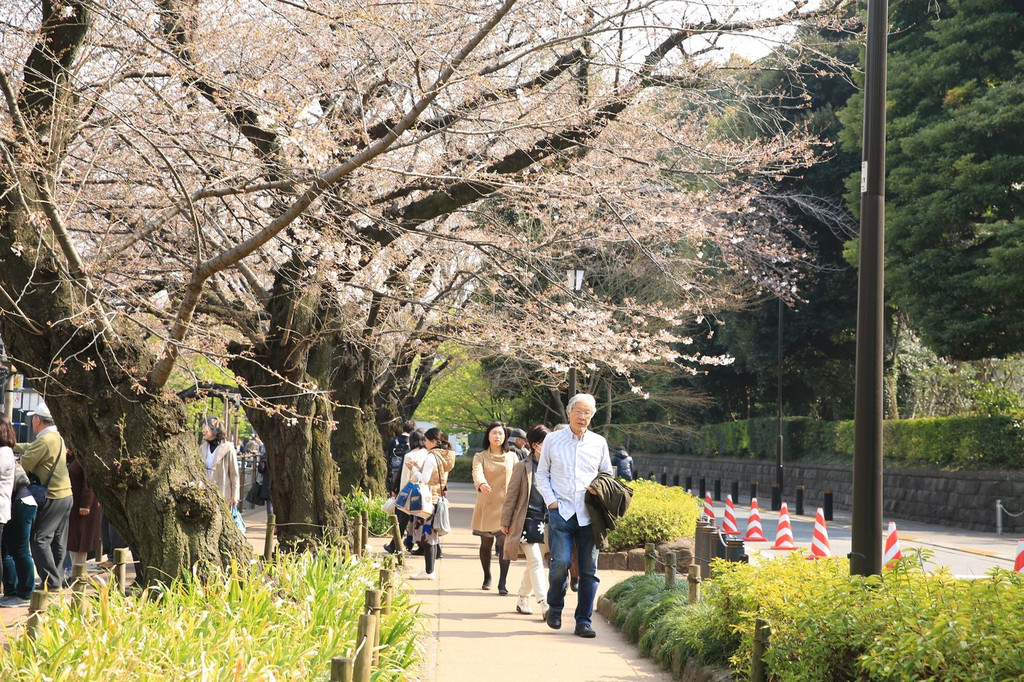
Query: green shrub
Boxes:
[
  {"xmin": 603, "ymin": 552, "xmax": 1024, "ymax": 680},
  {"xmin": 684, "ymin": 415, "xmax": 1024, "ymax": 470},
  {"xmin": 448, "ymin": 457, "xmax": 474, "ymax": 483},
  {"xmin": 343, "ymin": 487, "xmax": 393, "ymax": 535},
  {"xmin": 605, "ymin": 479, "xmax": 699, "ymax": 551},
  {"xmin": 0, "ymin": 548, "xmax": 423, "ymax": 679}
]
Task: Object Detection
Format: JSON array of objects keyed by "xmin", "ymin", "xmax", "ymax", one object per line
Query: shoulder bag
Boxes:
[{"xmin": 26, "ymin": 441, "xmax": 64, "ymax": 506}]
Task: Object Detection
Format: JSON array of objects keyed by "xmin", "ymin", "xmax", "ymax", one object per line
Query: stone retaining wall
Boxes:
[{"xmin": 633, "ymin": 454, "xmax": 1024, "ymax": 534}]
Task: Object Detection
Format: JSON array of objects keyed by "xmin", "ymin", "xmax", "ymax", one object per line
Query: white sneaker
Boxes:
[
  {"xmin": 515, "ymin": 596, "xmax": 533, "ymax": 614},
  {"xmin": 540, "ymin": 602, "xmax": 549, "ymax": 621},
  {"xmin": 409, "ymin": 571, "xmax": 436, "ymax": 580}
]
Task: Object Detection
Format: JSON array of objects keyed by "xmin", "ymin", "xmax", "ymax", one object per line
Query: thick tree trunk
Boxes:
[
  {"xmin": 1, "ymin": 161, "xmax": 248, "ymax": 584},
  {"xmin": 331, "ymin": 340, "xmax": 388, "ymax": 497}
]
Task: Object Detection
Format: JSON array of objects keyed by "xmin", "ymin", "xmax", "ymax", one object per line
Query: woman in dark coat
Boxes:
[{"xmin": 67, "ymin": 453, "xmax": 102, "ymax": 567}]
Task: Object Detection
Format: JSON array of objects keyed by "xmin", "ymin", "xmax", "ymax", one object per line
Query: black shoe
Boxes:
[
  {"xmin": 383, "ymin": 542, "xmax": 397, "ymax": 555},
  {"xmin": 546, "ymin": 610, "xmax": 562, "ymax": 630},
  {"xmin": 498, "ymin": 585, "xmax": 509, "ymax": 596},
  {"xmin": 435, "ymin": 547, "xmax": 443, "ymax": 559},
  {"xmin": 482, "ymin": 579, "xmax": 492, "ymax": 590},
  {"xmin": 570, "ymin": 578, "xmax": 579, "ymax": 592},
  {"xmin": 574, "ymin": 623, "xmax": 596, "ymax": 638},
  {"xmin": 410, "ymin": 546, "xmax": 426, "ymax": 556}
]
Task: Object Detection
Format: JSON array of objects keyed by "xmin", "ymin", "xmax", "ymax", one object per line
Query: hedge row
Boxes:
[
  {"xmin": 603, "ymin": 553, "xmax": 1024, "ymax": 680},
  {"xmin": 683, "ymin": 415, "xmax": 1024, "ymax": 470}
]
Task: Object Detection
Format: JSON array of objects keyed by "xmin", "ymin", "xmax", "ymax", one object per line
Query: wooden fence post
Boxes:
[
  {"xmin": 644, "ymin": 543, "xmax": 657, "ymax": 575},
  {"xmin": 330, "ymin": 657, "xmax": 354, "ymax": 682},
  {"xmin": 353, "ymin": 515, "xmax": 364, "ymax": 554},
  {"xmin": 264, "ymin": 513, "xmax": 276, "ymax": 561},
  {"xmin": 353, "ymin": 613, "xmax": 374, "ymax": 682},
  {"xmin": 71, "ymin": 563, "xmax": 89, "ymax": 607},
  {"xmin": 664, "ymin": 551, "xmax": 677, "ymax": 589},
  {"xmin": 379, "ymin": 568, "xmax": 393, "ymax": 615},
  {"xmin": 26, "ymin": 590, "xmax": 51, "ymax": 640},
  {"xmin": 113, "ymin": 547, "xmax": 130, "ymax": 594},
  {"xmin": 360, "ymin": 510, "xmax": 370, "ymax": 552},
  {"xmin": 687, "ymin": 564, "xmax": 701, "ymax": 604},
  {"xmin": 751, "ymin": 617, "xmax": 771, "ymax": 682},
  {"xmin": 365, "ymin": 589, "xmax": 382, "ymax": 666},
  {"xmin": 390, "ymin": 516, "xmax": 404, "ymax": 567}
]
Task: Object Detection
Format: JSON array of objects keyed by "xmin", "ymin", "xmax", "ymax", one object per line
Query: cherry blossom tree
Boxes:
[{"xmin": 1, "ymin": 0, "xmax": 852, "ymax": 572}]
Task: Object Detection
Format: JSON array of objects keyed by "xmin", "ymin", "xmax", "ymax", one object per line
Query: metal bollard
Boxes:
[
  {"xmin": 796, "ymin": 485, "xmax": 805, "ymax": 516},
  {"xmin": 750, "ymin": 481, "xmax": 758, "ymax": 502},
  {"xmin": 685, "ymin": 475, "xmax": 692, "ymax": 491},
  {"xmin": 714, "ymin": 478, "xmax": 722, "ymax": 502},
  {"xmin": 823, "ymin": 489, "xmax": 833, "ymax": 521},
  {"xmin": 770, "ymin": 483, "xmax": 780, "ymax": 511},
  {"xmin": 698, "ymin": 476, "xmax": 706, "ymax": 499},
  {"xmin": 731, "ymin": 480, "xmax": 740, "ymax": 505},
  {"xmin": 725, "ymin": 537, "xmax": 747, "ymax": 563},
  {"xmin": 660, "ymin": 468, "xmax": 668, "ymax": 485},
  {"xmin": 673, "ymin": 473, "xmax": 680, "ymax": 487}
]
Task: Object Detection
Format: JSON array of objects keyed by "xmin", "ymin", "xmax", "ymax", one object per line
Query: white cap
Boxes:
[{"xmin": 28, "ymin": 402, "xmax": 53, "ymax": 421}]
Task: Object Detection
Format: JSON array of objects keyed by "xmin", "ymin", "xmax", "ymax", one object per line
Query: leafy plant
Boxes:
[
  {"xmin": 0, "ymin": 548, "xmax": 422, "ymax": 679},
  {"xmin": 605, "ymin": 479, "xmax": 699, "ymax": 551},
  {"xmin": 343, "ymin": 488, "xmax": 394, "ymax": 536}
]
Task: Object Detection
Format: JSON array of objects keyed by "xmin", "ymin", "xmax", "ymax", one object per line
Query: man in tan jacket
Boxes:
[{"xmin": 16, "ymin": 402, "xmax": 73, "ymax": 590}]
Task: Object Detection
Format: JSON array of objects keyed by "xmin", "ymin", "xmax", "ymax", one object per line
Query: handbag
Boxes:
[
  {"xmin": 27, "ymin": 441, "xmax": 64, "ymax": 506},
  {"xmin": 396, "ymin": 480, "xmax": 434, "ymax": 518},
  {"xmin": 230, "ymin": 504, "xmax": 246, "ymax": 534},
  {"xmin": 244, "ymin": 480, "xmax": 261, "ymax": 506},
  {"xmin": 381, "ymin": 495, "xmax": 396, "ymax": 514},
  {"xmin": 433, "ymin": 495, "xmax": 451, "ymax": 536}
]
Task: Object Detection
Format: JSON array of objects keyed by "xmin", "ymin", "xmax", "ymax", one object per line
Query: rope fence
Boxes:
[{"xmin": 996, "ymin": 499, "xmax": 1024, "ymax": 535}]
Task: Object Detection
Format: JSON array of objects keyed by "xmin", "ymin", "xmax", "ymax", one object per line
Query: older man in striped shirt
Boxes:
[{"xmin": 536, "ymin": 393, "xmax": 613, "ymax": 638}]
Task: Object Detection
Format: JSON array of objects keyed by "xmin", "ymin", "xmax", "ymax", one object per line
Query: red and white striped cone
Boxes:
[
  {"xmin": 772, "ymin": 502, "xmax": 798, "ymax": 551},
  {"xmin": 1015, "ymin": 539, "xmax": 1024, "ymax": 573},
  {"xmin": 704, "ymin": 491, "xmax": 716, "ymax": 524},
  {"xmin": 744, "ymin": 498, "xmax": 768, "ymax": 542},
  {"xmin": 807, "ymin": 507, "xmax": 832, "ymax": 559},
  {"xmin": 883, "ymin": 521, "xmax": 903, "ymax": 568},
  {"xmin": 723, "ymin": 494, "xmax": 739, "ymax": 535}
]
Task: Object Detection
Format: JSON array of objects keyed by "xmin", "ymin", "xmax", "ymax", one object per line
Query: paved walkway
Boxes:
[{"xmin": 404, "ymin": 483, "xmax": 672, "ymax": 682}]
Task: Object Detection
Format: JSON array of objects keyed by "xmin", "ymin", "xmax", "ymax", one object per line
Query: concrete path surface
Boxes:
[{"xmin": 403, "ymin": 482, "xmax": 672, "ymax": 682}]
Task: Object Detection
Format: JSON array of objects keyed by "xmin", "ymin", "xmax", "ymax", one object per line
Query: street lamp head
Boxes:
[{"xmin": 566, "ymin": 267, "xmax": 585, "ymax": 292}]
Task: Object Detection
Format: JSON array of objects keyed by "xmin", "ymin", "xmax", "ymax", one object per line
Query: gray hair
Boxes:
[{"xmin": 567, "ymin": 393, "xmax": 597, "ymax": 413}]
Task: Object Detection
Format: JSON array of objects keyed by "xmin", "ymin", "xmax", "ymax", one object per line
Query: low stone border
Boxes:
[{"xmin": 598, "ymin": 536, "xmax": 695, "ymax": 571}]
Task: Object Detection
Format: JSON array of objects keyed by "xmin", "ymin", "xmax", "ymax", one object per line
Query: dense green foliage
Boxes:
[
  {"xmin": 604, "ymin": 554, "xmax": 1024, "ymax": 680},
  {"xmin": 683, "ymin": 415, "xmax": 1024, "ymax": 469},
  {"xmin": 841, "ymin": 0, "xmax": 1024, "ymax": 360},
  {"xmin": 606, "ymin": 479, "xmax": 700, "ymax": 551},
  {"xmin": 343, "ymin": 488, "xmax": 394, "ymax": 536},
  {"xmin": 0, "ymin": 549, "xmax": 422, "ymax": 679}
]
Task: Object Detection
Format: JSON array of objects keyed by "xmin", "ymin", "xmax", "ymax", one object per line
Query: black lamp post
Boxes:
[
  {"xmin": 566, "ymin": 267, "xmax": 585, "ymax": 397},
  {"xmin": 851, "ymin": 0, "xmax": 889, "ymax": 577},
  {"xmin": 773, "ymin": 298, "xmax": 784, "ymax": 511}
]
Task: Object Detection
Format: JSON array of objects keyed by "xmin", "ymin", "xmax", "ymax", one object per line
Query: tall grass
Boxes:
[{"xmin": 0, "ymin": 549, "xmax": 423, "ymax": 680}]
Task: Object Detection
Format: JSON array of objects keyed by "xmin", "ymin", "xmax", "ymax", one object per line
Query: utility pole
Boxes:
[
  {"xmin": 851, "ymin": 0, "xmax": 889, "ymax": 577},
  {"xmin": 774, "ymin": 298, "xmax": 784, "ymax": 511}
]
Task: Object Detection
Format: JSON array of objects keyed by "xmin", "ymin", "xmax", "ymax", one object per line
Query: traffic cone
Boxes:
[
  {"xmin": 723, "ymin": 494, "xmax": 739, "ymax": 535},
  {"xmin": 1015, "ymin": 539, "xmax": 1024, "ymax": 573},
  {"xmin": 807, "ymin": 507, "xmax": 832, "ymax": 559},
  {"xmin": 704, "ymin": 491, "xmax": 715, "ymax": 523},
  {"xmin": 744, "ymin": 498, "xmax": 768, "ymax": 542},
  {"xmin": 772, "ymin": 502, "xmax": 798, "ymax": 550},
  {"xmin": 883, "ymin": 521, "xmax": 902, "ymax": 568}
]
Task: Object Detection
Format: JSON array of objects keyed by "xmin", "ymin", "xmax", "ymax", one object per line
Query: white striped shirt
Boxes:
[{"xmin": 536, "ymin": 427, "xmax": 612, "ymax": 526}]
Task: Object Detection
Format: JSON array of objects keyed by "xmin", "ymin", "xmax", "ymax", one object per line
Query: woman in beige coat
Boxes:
[
  {"xmin": 471, "ymin": 421, "xmax": 516, "ymax": 593},
  {"xmin": 500, "ymin": 424, "xmax": 550, "ymax": 618},
  {"xmin": 200, "ymin": 417, "xmax": 239, "ymax": 514}
]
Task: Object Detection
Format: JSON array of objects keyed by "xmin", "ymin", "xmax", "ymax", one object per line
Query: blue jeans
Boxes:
[
  {"xmin": 546, "ymin": 511, "xmax": 599, "ymax": 627},
  {"xmin": 2, "ymin": 497, "xmax": 38, "ymax": 598}
]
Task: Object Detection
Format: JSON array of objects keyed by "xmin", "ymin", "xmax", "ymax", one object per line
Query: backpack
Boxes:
[{"xmin": 388, "ymin": 433, "xmax": 410, "ymax": 493}]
